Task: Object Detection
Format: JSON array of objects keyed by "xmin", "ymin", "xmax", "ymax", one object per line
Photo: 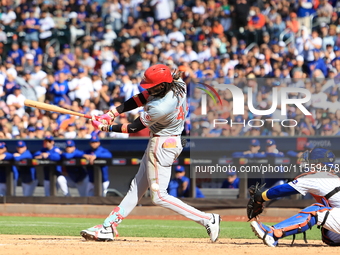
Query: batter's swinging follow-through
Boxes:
[{"xmin": 80, "ymin": 64, "xmax": 221, "ymax": 242}]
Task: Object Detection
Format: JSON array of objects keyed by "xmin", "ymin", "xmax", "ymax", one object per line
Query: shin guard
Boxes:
[{"xmin": 272, "ymin": 203, "xmax": 332, "ymax": 244}]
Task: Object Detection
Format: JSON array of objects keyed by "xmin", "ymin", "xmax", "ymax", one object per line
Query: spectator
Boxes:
[
  {"xmin": 84, "ymin": 135, "xmax": 112, "ymax": 196},
  {"xmin": 221, "ymin": 171, "xmax": 240, "ymax": 189},
  {"xmin": 167, "ymin": 165, "xmax": 205, "ymax": 198},
  {"xmin": 6, "ymin": 85, "xmax": 26, "ymax": 118},
  {"xmin": 13, "ymin": 140, "xmax": 38, "ymax": 196},
  {"xmin": 61, "ymin": 140, "xmax": 91, "ymax": 197},
  {"xmin": 33, "ymin": 135, "xmax": 68, "ymax": 196},
  {"xmin": 0, "ymin": 142, "xmax": 18, "ymax": 196}
]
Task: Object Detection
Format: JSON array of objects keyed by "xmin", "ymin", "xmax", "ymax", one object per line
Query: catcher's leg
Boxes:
[
  {"xmin": 321, "ymin": 228, "xmax": 340, "ymax": 246},
  {"xmin": 251, "ymin": 203, "xmax": 332, "ymax": 247}
]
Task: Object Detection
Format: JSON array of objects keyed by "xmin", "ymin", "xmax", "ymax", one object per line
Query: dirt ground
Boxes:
[
  {"xmin": 1, "ymin": 214, "xmax": 340, "ymax": 255},
  {"xmin": 1, "ymin": 235, "xmax": 340, "ymax": 255}
]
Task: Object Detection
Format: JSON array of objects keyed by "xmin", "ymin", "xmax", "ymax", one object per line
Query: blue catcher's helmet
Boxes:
[{"xmin": 302, "ymin": 147, "xmax": 336, "ymax": 167}]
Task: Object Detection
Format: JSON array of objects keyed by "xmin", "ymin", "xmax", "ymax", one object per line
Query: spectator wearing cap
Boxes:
[
  {"xmin": 167, "ymin": 165, "xmax": 205, "ymax": 198},
  {"xmin": 286, "ymin": 12, "xmax": 300, "ymax": 34},
  {"xmin": 330, "ymin": 120, "xmax": 340, "ymax": 135},
  {"xmin": 0, "ymin": 142, "xmax": 18, "ymax": 196},
  {"xmin": 27, "ymin": 126, "xmax": 36, "ymax": 138},
  {"xmin": 64, "ymin": 123, "xmax": 77, "ymax": 138},
  {"xmin": 23, "ymin": 9, "xmax": 40, "ymax": 43},
  {"xmin": 322, "ymin": 123, "xmax": 333, "ymax": 136},
  {"xmin": 309, "ymin": 49, "xmax": 328, "ymax": 77},
  {"xmin": 13, "ymin": 140, "xmax": 38, "ymax": 196},
  {"xmin": 6, "ymin": 85, "xmax": 26, "ymax": 118},
  {"xmin": 293, "ymin": 55, "xmax": 310, "ymax": 75},
  {"xmin": 265, "ymin": 139, "xmax": 284, "ymax": 157},
  {"xmin": 221, "ymin": 169, "xmax": 240, "ymax": 189},
  {"xmin": 33, "ymin": 135, "xmax": 69, "ymax": 196},
  {"xmin": 84, "ymin": 135, "xmax": 112, "ymax": 196},
  {"xmin": 232, "ymin": 139, "xmax": 265, "ymax": 159},
  {"xmin": 61, "ymin": 140, "xmax": 91, "ymax": 197},
  {"xmin": 35, "ymin": 125, "xmax": 46, "ymax": 139},
  {"xmin": 78, "ymin": 126, "xmax": 91, "ymax": 138}
]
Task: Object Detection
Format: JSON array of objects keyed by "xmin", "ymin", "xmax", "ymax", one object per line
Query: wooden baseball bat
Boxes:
[{"xmin": 24, "ymin": 99, "xmax": 93, "ymax": 119}]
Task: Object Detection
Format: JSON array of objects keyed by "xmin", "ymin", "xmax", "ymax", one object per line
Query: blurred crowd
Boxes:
[{"xmin": 0, "ymin": 0, "xmax": 340, "ymax": 138}]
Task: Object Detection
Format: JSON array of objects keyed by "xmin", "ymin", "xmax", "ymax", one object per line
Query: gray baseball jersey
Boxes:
[{"xmin": 139, "ymin": 79, "xmax": 187, "ymax": 136}]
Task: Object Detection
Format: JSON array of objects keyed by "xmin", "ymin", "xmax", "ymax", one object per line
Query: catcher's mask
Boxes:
[{"xmin": 300, "ymin": 147, "xmax": 335, "ymax": 167}]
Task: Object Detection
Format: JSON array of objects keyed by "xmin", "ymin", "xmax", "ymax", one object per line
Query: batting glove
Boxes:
[
  {"xmin": 91, "ymin": 119, "xmax": 108, "ymax": 131},
  {"xmin": 98, "ymin": 108, "xmax": 119, "ymax": 125}
]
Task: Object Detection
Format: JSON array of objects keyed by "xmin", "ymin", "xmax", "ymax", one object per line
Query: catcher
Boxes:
[{"xmin": 247, "ymin": 147, "xmax": 340, "ymax": 247}]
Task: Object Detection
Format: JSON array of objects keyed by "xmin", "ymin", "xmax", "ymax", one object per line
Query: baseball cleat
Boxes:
[
  {"xmin": 250, "ymin": 221, "xmax": 278, "ymax": 247},
  {"xmin": 205, "ymin": 213, "xmax": 221, "ymax": 242},
  {"xmin": 80, "ymin": 224, "xmax": 114, "ymax": 242}
]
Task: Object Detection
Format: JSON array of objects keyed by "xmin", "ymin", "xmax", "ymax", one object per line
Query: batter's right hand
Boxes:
[
  {"xmin": 98, "ymin": 113, "xmax": 114, "ymax": 125},
  {"xmin": 91, "ymin": 118, "xmax": 107, "ymax": 131}
]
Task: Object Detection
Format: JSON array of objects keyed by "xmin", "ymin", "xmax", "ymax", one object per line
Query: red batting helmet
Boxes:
[{"xmin": 140, "ymin": 64, "xmax": 173, "ymax": 89}]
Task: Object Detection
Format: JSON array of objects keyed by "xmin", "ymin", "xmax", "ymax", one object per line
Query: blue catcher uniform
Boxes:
[
  {"xmin": 0, "ymin": 142, "xmax": 18, "ymax": 196},
  {"xmin": 33, "ymin": 136, "xmax": 68, "ymax": 196},
  {"xmin": 61, "ymin": 140, "xmax": 89, "ymax": 197},
  {"xmin": 13, "ymin": 141, "xmax": 38, "ymax": 196},
  {"xmin": 251, "ymin": 147, "xmax": 340, "ymax": 247},
  {"xmin": 84, "ymin": 136, "xmax": 112, "ymax": 196}
]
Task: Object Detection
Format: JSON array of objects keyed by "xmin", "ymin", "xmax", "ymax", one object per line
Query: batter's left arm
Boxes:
[{"xmin": 95, "ymin": 116, "xmax": 147, "ymax": 134}]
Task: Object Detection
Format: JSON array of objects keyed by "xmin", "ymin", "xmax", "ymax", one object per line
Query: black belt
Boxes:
[{"xmin": 325, "ymin": 186, "xmax": 340, "ymax": 200}]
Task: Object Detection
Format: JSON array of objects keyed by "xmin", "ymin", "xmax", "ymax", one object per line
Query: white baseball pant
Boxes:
[{"xmin": 119, "ymin": 136, "xmax": 211, "ymax": 226}]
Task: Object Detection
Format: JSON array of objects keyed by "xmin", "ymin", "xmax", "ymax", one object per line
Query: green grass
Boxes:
[{"xmin": 0, "ymin": 216, "xmax": 321, "ymax": 240}]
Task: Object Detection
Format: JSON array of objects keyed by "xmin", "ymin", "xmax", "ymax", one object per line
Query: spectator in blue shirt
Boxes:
[
  {"xmin": 8, "ymin": 42, "xmax": 24, "ymax": 67},
  {"xmin": 0, "ymin": 142, "xmax": 18, "ymax": 196},
  {"xmin": 221, "ymin": 171, "xmax": 240, "ymax": 189},
  {"xmin": 49, "ymin": 72, "xmax": 70, "ymax": 105},
  {"xmin": 31, "ymin": 40, "xmax": 43, "ymax": 64},
  {"xmin": 232, "ymin": 139, "xmax": 266, "ymax": 158},
  {"xmin": 23, "ymin": 9, "xmax": 40, "ymax": 43},
  {"xmin": 309, "ymin": 49, "xmax": 328, "ymax": 77},
  {"xmin": 61, "ymin": 140, "xmax": 91, "ymax": 197},
  {"xmin": 167, "ymin": 165, "xmax": 205, "ymax": 198},
  {"xmin": 84, "ymin": 135, "xmax": 112, "ymax": 196},
  {"xmin": 13, "ymin": 140, "xmax": 38, "ymax": 196},
  {"xmin": 33, "ymin": 135, "xmax": 69, "ymax": 196}
]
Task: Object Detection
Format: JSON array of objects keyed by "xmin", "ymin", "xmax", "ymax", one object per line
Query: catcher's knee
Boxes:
[{"xmin": 321, "ymin": 228, "xmax": 340, "ymax": 246}]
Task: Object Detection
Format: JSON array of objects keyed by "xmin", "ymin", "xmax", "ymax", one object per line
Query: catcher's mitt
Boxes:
[{"xmin": 247, "ymin": 182, "xmax": 266, "ymax": 220}]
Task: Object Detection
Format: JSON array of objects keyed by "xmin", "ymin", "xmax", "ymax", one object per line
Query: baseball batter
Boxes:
[
  {"xmin": 80, "ymin": 64, "xmax": 221, "ymax": 242},
  {"xmin": 248, "ymin": 147, "xmax": 340, "ymax": 247}
]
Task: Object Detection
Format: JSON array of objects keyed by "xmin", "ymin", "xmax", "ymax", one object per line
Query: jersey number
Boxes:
[{"xmin": 177, "ymin": 106, "xmax": 185, "ymax": 120}]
